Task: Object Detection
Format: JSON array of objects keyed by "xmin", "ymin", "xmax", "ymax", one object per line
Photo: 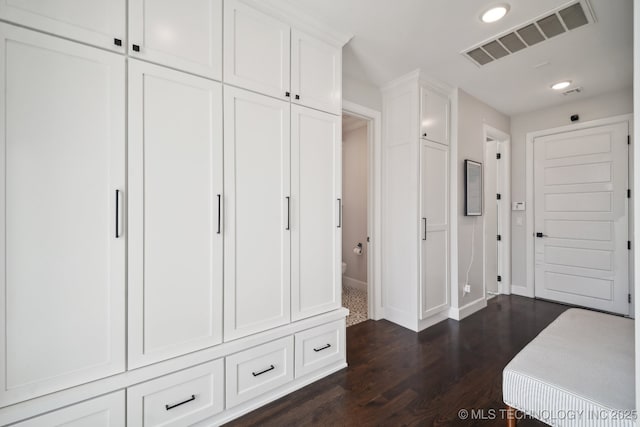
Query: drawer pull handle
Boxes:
[
  {"xmin": 313, "ymin": 343, "xmax": 331, "ymax": 352},
  {"xmin": 252, "ymin": 365, "xmax": 275, "ymax": 377},
  {"xmin": 165, "ymin": 395, "xmax": 196, "ymax": 411}
]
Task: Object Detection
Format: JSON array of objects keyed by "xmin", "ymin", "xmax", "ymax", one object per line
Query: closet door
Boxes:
[
  {"xmin": 129, "ymin": 0, "xmax": 222, "ymax": 80},
  {"xmin": 128, "ymin": 59, "xmax": 223, "ymax": 368},
  {"xmin": 291, "ymin": 30, "xmax": 342, "ymax": 115},
  {"xmin": 224, "ymin": 86, "xmax": 290, "ymax": 341},
  {"xmin": 291, "ymin": 105, "xmax": 341, "ymax": 320},
  {"xmin": 224, "ymin": 0, "xmax": 290, "ymax": 100},
  {"xmin": 419, "ymin": 141, "xmax": 449, "ymax": 319},
  {"xmin": 0, "ymin": 0, "xmax": 125, "ymax": 52},
  {"xmin": 420, "ymin": 87, "xmax": 449, "ymax": 145},
  {"xmin": 0, "ymin": 24, "xmax": 125, "ymax": 405}
]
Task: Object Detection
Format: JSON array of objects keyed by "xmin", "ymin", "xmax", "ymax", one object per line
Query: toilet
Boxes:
[{"xmin": 342, "ymin": 261, "xmax": 347, "ymax": 275}]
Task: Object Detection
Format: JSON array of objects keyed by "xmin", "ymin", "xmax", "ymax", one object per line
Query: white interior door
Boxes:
[
  {"xmin": 223, "ymin": 0, "xmax": 290, "ymax": 100},
  {"xmin": 127, "ymin": 59, "xmax": 223, "ymax": 368},
  {"xmin": 128, "ymin": 0, "xmax": 222, "ymax": 80},
  {"xmin": 484, "ymin": 140, "xmax": 499, "ymax": 295},
  {"xmin": 420, "ymin": 140, "xmax": 449, "ymax": 319},
  {"xmin": 0, "ymin": 0, "xmax": 125, "ymax": 52},
  {"xmin": 0, "ymin": 24, "xmax": 125, "ymax": 405},
  {"xmin": 224, "ymin": 86, "xmax": 291, "ymax": 341},
  {"xmin": 291, "ymin": 105, "xmax": 341, "ymax": 321},
  {"xmin": 291, "ymin": 30, "xmax": 341, "ymax": 115},
  {"xmin": 534, "ymin": 121, "xmax": 629, "ymax": 315}
]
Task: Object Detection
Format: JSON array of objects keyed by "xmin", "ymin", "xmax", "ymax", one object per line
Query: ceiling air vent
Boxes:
[{"xmin": 463, "ymin": 0, "xmax": 596, "ymax": 67}]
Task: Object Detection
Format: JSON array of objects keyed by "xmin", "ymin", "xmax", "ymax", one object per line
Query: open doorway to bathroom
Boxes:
[{"xmin": 342, "ymin": 113, "xmax": 369, "ymax": 326}]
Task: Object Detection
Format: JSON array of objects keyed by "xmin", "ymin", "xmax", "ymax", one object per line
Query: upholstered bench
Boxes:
[{"xmin": 502, "ymin": 308, "xmax": 635, "ymax": 426}]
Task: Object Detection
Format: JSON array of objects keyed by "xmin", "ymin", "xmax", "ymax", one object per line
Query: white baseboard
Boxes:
[
  {"xmin": 342, "ymin": 276, "xmax": 367, "ymax": 292},
  {"xmin": 511, "ymin": 284, "xmax": 534, "ymax": 298},
  {"xmin": 448, "ymin": 297, "xmax": 487, "ymax": 321},
  {"xmin": 499, "ymin": 283, "xmax": 511, "ymax": 295}
]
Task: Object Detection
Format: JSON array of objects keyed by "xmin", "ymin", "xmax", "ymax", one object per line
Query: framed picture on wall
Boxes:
[{"xmin": 465, "ymin": 160, "xmax": 483, "ymax": 216}]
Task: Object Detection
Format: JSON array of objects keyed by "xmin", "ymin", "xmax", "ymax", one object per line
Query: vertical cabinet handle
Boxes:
[
  {"xmin": 115, "ymin": 190, "xmax": 122, "ymax": 238},
  {"xmin": 337, "ymin": 198, "xmax": 342, "ymax": 228},
  {"xmin": 217, "ymin": 194, "xmax": 222, "ymax": 234},
  {"xmin": 286, "ymin": 196, "xmax": 290, "ymax": 230},
  {"xmin": 422, "ymin": 218, "xmax": 427, "ymax": 241}
]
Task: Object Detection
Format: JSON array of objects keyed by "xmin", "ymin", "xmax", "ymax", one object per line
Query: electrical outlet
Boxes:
[{"xmin": 463, "ymin": 284, "xmax": 471, "ymax": 293}]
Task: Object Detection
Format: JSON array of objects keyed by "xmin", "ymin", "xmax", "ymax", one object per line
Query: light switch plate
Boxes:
[{"xmin": 512, "ymin": 201, "xmax": 525, "ymax": 211}]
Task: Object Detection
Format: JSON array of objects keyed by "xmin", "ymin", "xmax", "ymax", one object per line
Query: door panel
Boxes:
[
  {"xmin": 420, "ymin": 87, "xmax": 449, "ymax": 145},
  {"xmin": 129, "ymin": 0, "xmax": 222, "ymax": 80},
  {"xmin": 224, "ymin": 0, "xmax": 290, "ymax": 100},
  {"xmin": 420, "ymin": 141, "xmax": 449, "ymax": 318},
  {"xmin": 14, "ymin": 391, "xmax": 125, "ymax": 427},
  {"xmin": 291, "ymin": 105, "xmax": 341, "ymax": 321},
  {"xmin": 291, "ymin": 30, "xmax": 341, "ymax": 115},
  {"xmin": 128, "ymin": 60, "xmax": 223, "ymax": 368},
  {"xmin": 224, "ymin": 87, "xmax": 290, "ymax": 340},
  {"xmin": 534, "ymin": 122, "xmax": 629, "ymax": 315},
  {"xmin": 0, "ymin": 24, "xmax": 125, "ymax": 405},
  {"xmin": 0, "ymin": 0, "xmax": 125, "ymax": 52}
]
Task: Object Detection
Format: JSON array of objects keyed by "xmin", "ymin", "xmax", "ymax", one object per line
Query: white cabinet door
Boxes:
[
  {"xmin": 129, "ymin": 0, "xmax": 222, "ymax": 80},
  {"xmin": 291, "ymin": 106, "xmax": 341, "ymax": 320},
  {"xmin": 420, "ymin": 87, "xmax": 449, "ymax": 145},
  {"xmin": 14, "ymin": 391, "xmax": 125, "ymax": 427},
  {"xmin": 224, "ymin": 87, "xmax": 291, "ymax": 340},
  {"xmin": 419, "ymin": 141, "xmax": 449, "ymax": 319},
  {"xmin": 0, "ymin": 24, "xmax": 125, "ymax": 405},
  {"xmin": 128, "ymin": 59, "xmax": 223, "ymax": 368},
  {"xmin": 0, "ymin": 0, "xmax": 125, "ymax": 52},
  {"xmin": 291, "ymin": 30, "xmax": 341, "ymax": 115},
  {"xmin": 224, "ymin": 0, "xmax": 290, "ymax": 100}
]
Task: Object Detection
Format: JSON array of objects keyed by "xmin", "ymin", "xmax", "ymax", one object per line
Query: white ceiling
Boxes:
[{"xmin": 276, "ymin": 0, "xmax": 633, "ymax": 115}]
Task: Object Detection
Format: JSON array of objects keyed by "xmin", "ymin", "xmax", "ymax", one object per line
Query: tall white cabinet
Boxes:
[
  {"xmin": 0, "ymin": 23, "xmax": 126, "ymax": 405},
  {"xmin": 382, "ymin": 70, "xmax": 451, "ymax": 332},
  {"xmin": 0, "ymin": 1, "xmax": 349, "ymax": 425},
  {"xmin": 127, "ymin": 59, "xmax": 224, "ymax": 368},
  {"xmin": 223, "ymin": 86, "xmax": 291, "ymax": 340}
]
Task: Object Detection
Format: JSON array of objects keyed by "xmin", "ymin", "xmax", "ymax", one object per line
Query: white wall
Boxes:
[
  {"xmin": 457, "ymin": 89, "xmax": 510, "ymax": 306},
  {"xmin": 342, "ymin": 124, "xmax": 368, "ymax": 284},
  {"xmin": 343, "ymin": 74, "xmax": 382, "ymax": 111},
  {"xmin": 631, "ymin": 0, "xmax": 638, "ymax": 414},
  {"xmin": 510, "ymin": 88, "xmax": 634, "ymax": 293}
]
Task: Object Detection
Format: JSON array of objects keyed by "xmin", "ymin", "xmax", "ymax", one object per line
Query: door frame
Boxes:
[
  {"xmin": 523, "ymin": 114, "xmax": 634, "ymax": 314},
  {"xmin": 342, "ymin": 100, "xmax": 383, "ymax": 320},
  {"xmin": 482, "ymin": 125, "xmax": 511, "ymax": 296}
]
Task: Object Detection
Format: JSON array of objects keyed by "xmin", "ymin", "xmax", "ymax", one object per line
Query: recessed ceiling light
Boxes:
[
  {"xmin": 551, "ymin": 80, "xmax": 571, "ymax": 90},
  {"xmin": 481, "ymin": 5, "xmax": 510, "ymax": 23}
]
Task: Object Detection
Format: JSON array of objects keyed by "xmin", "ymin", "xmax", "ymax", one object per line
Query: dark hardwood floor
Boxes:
[{"xmin": 227, "ymin": 296, "xmax": 569, "ymax": 426}]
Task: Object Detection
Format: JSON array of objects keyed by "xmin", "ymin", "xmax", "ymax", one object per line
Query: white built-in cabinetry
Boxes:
[
  {"xmin": 0, "ymin": 1, "xmax": 347, "ymax": 425},
  {"xmin": 382, "ymin": 71, "xmax": 451, "ymax": 332},
  {"xmin": 129, "ymin": 0, "xmax": 223, "ymax": 80},
  {"xmin": 224, "ymin": 0, "xmax": 342, "ymax": 114}
]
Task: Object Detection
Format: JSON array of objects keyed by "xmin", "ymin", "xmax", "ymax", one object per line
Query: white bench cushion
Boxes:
[{"xmin": 503, "ymin": 308, "xmax": 635, "ymax": 426}]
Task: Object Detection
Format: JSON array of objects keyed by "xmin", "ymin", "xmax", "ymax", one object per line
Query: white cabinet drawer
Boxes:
[
  {"xmin": 127, "ymin": 360, "xmax": 224, "ymax": 427},
  {"xmin": 14, "ymin": 391, "xmax": 125, "ymax": 427},
  {"xmin": 225, "ymin": 336, "xmax": 294, "ymax": 408},
  {"xmin": 295, "ymin": 320, "xmax": 345, "ymax": 378}
]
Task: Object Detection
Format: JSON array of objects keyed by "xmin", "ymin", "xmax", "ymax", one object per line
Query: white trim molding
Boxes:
[
  {"xmin": 342, "ymin": 100, "xmax": 383, "ymax": 321},
  {"xmin": 448, "ymin": 297, "xmax": 487, "ymax": 321}
]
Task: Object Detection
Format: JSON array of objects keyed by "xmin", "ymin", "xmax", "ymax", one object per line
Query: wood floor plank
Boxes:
[{"xmin": 226, "ymin": 296, "xmax": 569, "ymax": 426}]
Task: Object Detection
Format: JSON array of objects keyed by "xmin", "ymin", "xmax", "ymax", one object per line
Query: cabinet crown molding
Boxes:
[
  {"xmin": 239, "ymin": 0, "xmax": 353, "ymax": 47},
  {"xmin": 381, "ymin": 69, "xmax": 454, "ymax": 96}
]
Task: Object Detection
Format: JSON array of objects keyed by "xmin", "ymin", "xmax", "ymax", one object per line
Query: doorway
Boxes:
[
  {"xmin": 341, "ymin": 101, "xmax": 383, "ymax": 326},
  {"xmin": 532, "ymin": 120, "xmax": 630, "ymax": 315},
  {"xmin": 483, "ymin": 126, "xmax": 511, "ymax": 299},
  {"xmin": 341, "ymin": 113, "xmax": 369, "ymax": 326}
]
